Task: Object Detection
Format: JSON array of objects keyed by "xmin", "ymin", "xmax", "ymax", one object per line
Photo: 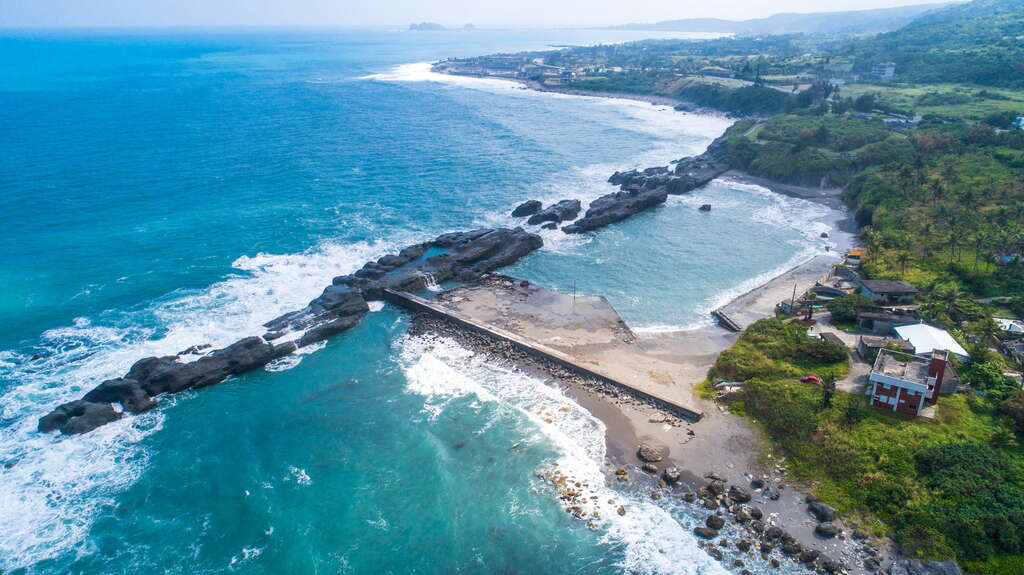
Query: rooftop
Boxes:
[
  {"xmin": 861, "ymin": 279, "xmax": 919, "ymax": 294},
  {"xmin": 894, "ymin": 323, "xmax": 969, "ymax": 358},
  {"xmin": 873, "ymin": 349, "xmax": 934, "ymax": 387}
]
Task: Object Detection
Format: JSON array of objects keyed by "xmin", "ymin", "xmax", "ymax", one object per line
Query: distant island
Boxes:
[
  {"xmin": 408, "ymin": 22, "xmax": 477, "ymax": 31},
  {"xmin": 408, "ymin": 22, "xmax": 445, "ymax": 31}
]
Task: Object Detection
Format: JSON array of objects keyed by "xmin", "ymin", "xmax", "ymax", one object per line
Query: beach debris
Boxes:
[{"xmin": 636, "ymin": 443, "xmax": 663, "ymax": 463}]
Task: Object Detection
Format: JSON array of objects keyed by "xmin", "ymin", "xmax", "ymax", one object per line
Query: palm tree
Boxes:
[{"xmin": 897, "ymin": 252, "xmax": 911, "ymax": 278}]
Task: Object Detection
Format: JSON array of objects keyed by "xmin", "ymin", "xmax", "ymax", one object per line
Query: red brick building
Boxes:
[{"xmin": 867, "ymin": 349, "xmax": 957, "ymax": 416}]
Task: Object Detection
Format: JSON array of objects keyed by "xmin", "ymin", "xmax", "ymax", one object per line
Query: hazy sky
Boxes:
[{"xmin": 1, "ymin": 0, "xmax": 948, "ymax": 28}]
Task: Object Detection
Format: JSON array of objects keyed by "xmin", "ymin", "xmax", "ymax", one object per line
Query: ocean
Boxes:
[{"xmin": 0, "ymin": 28, "xmax": 846, "ymax": 574}]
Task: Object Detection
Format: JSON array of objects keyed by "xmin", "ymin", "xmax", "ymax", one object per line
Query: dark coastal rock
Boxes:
[
  {"xmin": 681, "ymin": 491, "xmax": 697, "ymax": 502},
  {"xmin": 815, "ymin": 522, "xmax": 841, "ymax": 538},
  {"xmin": 764, "ymin": 526, "xmax": 784, "ymax": 541},
  {"xmin": 736, "ymin": 539, "xmax": 751, "ymax": 552},
  {"xmin": 38, "ymin": 400, "xmax": 121, "ymax": 435},
  {"xmin": 821, "ymin": 557, "xmax": 844, "ymax": 574},
  {"xmin": 699, "ymin": 204, "xmax": 712, "ymax": 212},
  {"xmin": 636, "ymin": 443, "xmax": 662, "ymax": 463},
  {"xmin": 641, "ymin": 463, "xmax": 658, "ymax": 474},
  {"xmin": 264, "ymin": 285, "xmax": 369, "ymax": 337},
  {"xmin": 541, "ymin": 222, "xmax": 558, "ymax": 230},
  {"xmin": 707, "ymin": 480, "xmax": 726, "ymax": 496},
  {"xmin": 178, "ymin": 344, "xmax": 211, "ymax": 356},
  {"xmin": 808, "ymin": 500, "xmax": 837, "ymax": 522},
  {"xmin": 662, "ymin": 466, "xmax": 682, "ymax": 485},
  {"xmin": 527, "ymin": 199, "xmax": 581, "ymax": 225},
  {"xmin": 706, "ymin": 546, "xmax": 723, "ymax": 560},
  {"xmin": 727, "ymin": 485, "xmax": 752, "ymax": 503},
  {"xmin": 563, "ymin": 188, "xmax": 668, "ymax": 234},
  {"xmin": 800, "ymin": 549, "xmax": 820, "ymax": 564},
  {"xmin": 137, "ymin": 336, "xmax": 287, "ymax": 397},
  {"xmin": 781, "ymin": 541, "xmax": 802, "ymax": 556},
  {"xmin": 82, "ymin": 378, "xmax": 156, "ymax": 413},
  {"xmin": 694, "ymin": 526, "xmax": 719, "ymax": 539},
  {"xmin": 748, "ymin": 507, "xmax": 763, "ymax": 520},
  {"xmin": 706, "ymin": 514, "xmax": 726, "ymax": 529},
  {"xmin": 750, "ymin": 478, "xmax": 764, "ymax": 489},
  {"xmin": 511, "ymin": 200, "xmax": 542, "ymax": 217},
  {"xmin": 39, "ymin": 226, "xmax": 546, "ymax": 437},
  {"xmin": 888, "ymin": 560, "xmax": 964, "ymax": 575},
  {"xmin": 747, "ymin": 519, "xmax": 765, "ymax": 534},
  {"xmin": 734, "ymin": 506, "xmax": 752, "ymax": 523}
]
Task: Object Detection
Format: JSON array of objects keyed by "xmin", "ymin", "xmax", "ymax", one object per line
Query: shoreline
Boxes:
[{"xmin": 428, "ymin": 65, "xmax": 886, "ymax": 573}]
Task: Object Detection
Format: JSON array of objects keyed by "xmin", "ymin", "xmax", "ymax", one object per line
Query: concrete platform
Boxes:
[{"xmin": 385, "ymin": 276, "xmax": 704, "ymax": 420}]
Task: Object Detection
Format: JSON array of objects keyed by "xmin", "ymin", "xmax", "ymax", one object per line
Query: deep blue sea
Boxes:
[{"xmin": 0, "ymin": 28, "xmax": 847, "ymax": 574}]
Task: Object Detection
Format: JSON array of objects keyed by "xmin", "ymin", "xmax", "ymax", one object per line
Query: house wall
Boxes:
[{"xmin": 869, "ymin": 379, "xmax": 924, "ymax": 416}]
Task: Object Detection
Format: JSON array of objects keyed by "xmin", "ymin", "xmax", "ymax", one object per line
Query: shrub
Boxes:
[{"xmin": 826, "ymin": 294, "xmax": 874, "ymax": 322}]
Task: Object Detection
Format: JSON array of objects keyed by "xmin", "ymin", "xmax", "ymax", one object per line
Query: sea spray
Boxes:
[
  {"xmin": 398, "ymin": 334, "xmax": 728, "ymax": 575},
  {"xmin": 0, "ymin": 238, "xmax": 403, "ymax": 570}
]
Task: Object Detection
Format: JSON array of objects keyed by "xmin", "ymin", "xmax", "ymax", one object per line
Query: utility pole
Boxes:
[{"xmin": 790, "ymin": 283, "xmax": 798, "ymax": 315}]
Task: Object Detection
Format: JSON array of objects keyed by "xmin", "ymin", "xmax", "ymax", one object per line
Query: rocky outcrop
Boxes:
[
  {"xmin": 562, "ymin": 188, "xmax": 667, "ymax": 234},
  {"xmin": 39, "ymin": 227, "xmax": 543, "ymax": 436},
  {"xmin": 564, "ymin": 140, "xmax": 731, "ymax": 234},
  {"xmin": 38, "ymin": 400, "xmax": 121, "ymax": 435},
  {"xmin": 511, "ymin": 200, "xmax": 542, "ymax": 217},
  {"xmin": 526, "ymin": 199, "xmax": 581, "ymax": 225}
]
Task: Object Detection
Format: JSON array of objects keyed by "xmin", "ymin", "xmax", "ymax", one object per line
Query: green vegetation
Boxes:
[
  {"xmin": 711, "ymin": 318, "xmax": 849, "ymax": 382},
  {"xmin": 826, "ymin": 294, "xmax": 874, "ymax": 323},
  {"xmin": 713, "ymin": 319, "xmax": 1024, "ymax": 567}
]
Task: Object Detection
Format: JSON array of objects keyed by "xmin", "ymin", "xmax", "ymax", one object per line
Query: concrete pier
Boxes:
[{"xmin": 384, "ymin": 276, "xmax": 704, "ymax": 420}]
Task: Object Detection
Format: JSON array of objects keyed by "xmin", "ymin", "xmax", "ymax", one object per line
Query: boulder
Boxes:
[
  {"xmin": 815, "ymin": 522, "xmax": 841, "ymax": 538},
  {"xmin": 82, "ymin": 378, "xmax": 156, "ymax": 413},
  {"xmin": 808, "ymin": 500, "xmax": 837, "ymax": 522},
  {"xmin": 511, "ymin": 200, "xmax": 542, "ymax": 217},
  {"xmin": 707, "ymin": 480, "xmax": 726, "ymax": 495},
  {"xmin": 764, "ymin": 526, "xmax": 783, "ymax": 541},
  {"xmin": 527, "ymin": 199, "xmax": 581, "ymax": 225},
  {"xmin": 38, "ymin": 400, "xmax": 121, "ymax": 435},
  {"xmin": 662, "ymin": 466, "xmax": 682, "ymax": 485},
  {"xmin": 728, "ymin": 485, "xmax": 752, "ymax": 503},
  {"xmin": 706, "ymin": 546, "xmax": 723, "ymax": 560},
  {"xmin": 706, "ymin": 514, "xmax": 726, "ymax": 529},
  {"xmin": 541, "ymin": 222, "xmax": 558, "ymax": 230},
  {"xmin": 641, "ymin": 463, "xmax": 658, "ymax": 474},
  {"xmin": 636, "ymin": 443, "xmax": 663, "ymax": 463},
  {"xmin": 820, "ymin": 557, "xmax": 843, "ymax": 574},
  {"xmin": 800, "ymin": 549, "xmax": 820, "ymax": 564},
  {"xmin": 694, "ymin": 526, "xmax": 719, "ymax": 539},
  {"xmin": 699, "ymin": 204, "xmax": 712, "ymax": 212},
  {"xmin": 781, "ymin": 541, "xmax": 802, "ymax": 556},
  {"xmin": 747, "ymin": 520, "xmax": 765, "ymax": 534}
]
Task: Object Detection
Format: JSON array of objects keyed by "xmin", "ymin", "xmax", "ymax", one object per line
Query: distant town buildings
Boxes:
[{"xmin": 870, "ymin": 62, "xmax": 896, "ymax": 81}]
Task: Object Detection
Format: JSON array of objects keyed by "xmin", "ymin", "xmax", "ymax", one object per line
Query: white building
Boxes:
[{"xmin": 894, "ymin": 324, "xmax": 969, "ymax": 360}]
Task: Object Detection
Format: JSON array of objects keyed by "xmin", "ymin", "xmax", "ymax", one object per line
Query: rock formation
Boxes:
[
  {"xmin": 38, "ymin": 227, "xmax": 543, "ymax": 436},
  {"xmin": 526, "ymin": 199, "xmax": 581, "ymax": 225}
]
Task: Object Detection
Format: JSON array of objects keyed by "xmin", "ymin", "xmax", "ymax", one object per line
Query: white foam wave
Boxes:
[
  {"xmin": 398, "ymin": 334, "xmax": 727, "ymax": 574},
  {"xmin": 0, "ymin": 238, "xmax": 407, "ymax": 571}
]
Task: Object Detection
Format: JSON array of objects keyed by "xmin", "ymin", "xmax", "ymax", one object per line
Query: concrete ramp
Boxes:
[{"xmin": 384, "ymin": 276, "xmax": 704, "ymax": 421}]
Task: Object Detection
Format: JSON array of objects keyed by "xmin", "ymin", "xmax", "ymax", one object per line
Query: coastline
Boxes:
[{"xmin": 426, "ymin": 65, "xmax": 885, "ymax": 573}]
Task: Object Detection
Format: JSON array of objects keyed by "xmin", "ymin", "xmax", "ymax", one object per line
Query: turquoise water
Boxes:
[{"xmin": 0, "ymin": 29, "xmax": 845, "ymax": 574}]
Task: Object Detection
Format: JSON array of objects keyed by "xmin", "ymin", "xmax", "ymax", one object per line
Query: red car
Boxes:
[{"xmin": 800, "ymin": 375, "xmax": 822, "ymax": 384}]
